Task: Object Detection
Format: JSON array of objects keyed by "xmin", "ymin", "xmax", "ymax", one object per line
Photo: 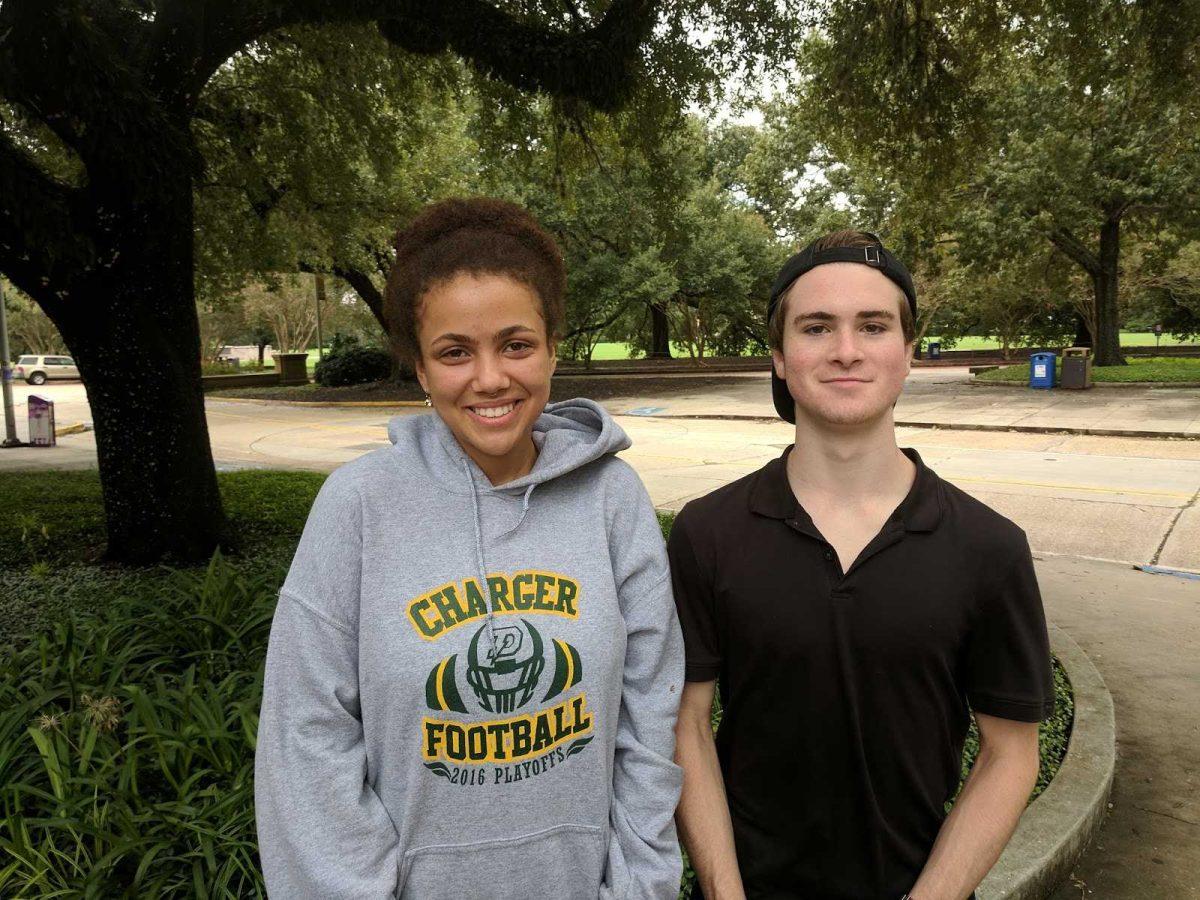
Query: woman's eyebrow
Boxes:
[
  {"xmin": 495, "ymin": 324, "xmax": 538, "ymax": 339},
  {"xmin": 430, "ymin": 332, "xmax": 475, "ymax": 345}
]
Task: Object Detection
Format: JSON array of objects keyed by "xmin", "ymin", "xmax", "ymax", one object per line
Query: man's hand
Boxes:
[{"xmin": 674, "ymin": 680, "xmax": 746, "ymax": 900}]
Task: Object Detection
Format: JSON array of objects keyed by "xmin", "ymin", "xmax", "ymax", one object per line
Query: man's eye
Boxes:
[
  {"xmin": 803, "ymin": 325, "xmax": 830, "ymax": 335},
  {"xmin": 862, "ymin": 323, "xmax": 890, "ymax": 334}
]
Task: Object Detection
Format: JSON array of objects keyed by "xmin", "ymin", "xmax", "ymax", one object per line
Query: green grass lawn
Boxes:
[
  {"xmin": 925, "ymin": 332, "xmax": 1200, "ymax": 351},
  {"xmin": 974, "ymin": 356, "xmax": 1200, "ymax": 383},
  {"xmin": 0, "ymin": 473, "xmax": 1072, "ymax": 895},
  {"xmin": 234, "ymin": 333, "xmax": 1198, "ymax": 368}
]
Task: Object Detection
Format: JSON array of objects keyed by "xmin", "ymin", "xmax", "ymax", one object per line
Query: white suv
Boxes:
[{"xmin": 14, "ymin": 355, "xmax": 79, "ymax": 385}]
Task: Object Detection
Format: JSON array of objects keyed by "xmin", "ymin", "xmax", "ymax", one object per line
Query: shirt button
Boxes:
[{"xmin": 823, "ymin": 549, "xmax": 833, "ymax": 561}]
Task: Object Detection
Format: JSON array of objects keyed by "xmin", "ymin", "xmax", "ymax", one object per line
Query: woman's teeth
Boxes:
[{"xmin": 473, "ymin": 402, "xmax": 516, "ymax": 419}]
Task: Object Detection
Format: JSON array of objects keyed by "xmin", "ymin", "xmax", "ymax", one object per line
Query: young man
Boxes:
[{"xmin": 669, "ymin": 231, "xmax": 1054, "ymax": 900}]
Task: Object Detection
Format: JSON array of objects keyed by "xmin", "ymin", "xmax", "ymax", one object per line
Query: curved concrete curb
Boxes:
[{"xmin": 978, "ymin": 623, "xmax": 1116, "ymax": 899}]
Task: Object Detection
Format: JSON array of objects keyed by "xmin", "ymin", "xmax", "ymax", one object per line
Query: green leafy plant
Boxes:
[
  {"xmin": 313, "ymin": 346, "xmax": 393, "ymax": 387},
  {"xmin": 0, "ymin": 553, "xmax": 276, "ymax": 896}
]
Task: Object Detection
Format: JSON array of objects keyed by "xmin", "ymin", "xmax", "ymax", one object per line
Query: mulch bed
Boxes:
[{"xmin": 211, "ymin": 373, "xmax": 768, "ymax": 405}]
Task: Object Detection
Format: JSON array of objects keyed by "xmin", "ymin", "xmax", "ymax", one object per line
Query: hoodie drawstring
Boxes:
[
  {"xmin": 464, "ymin": 464, "xmax": 540, "ymax": 659},
  {"xmin": 462, "ymin": 459, "xmax": 499, "ymax": 659}
]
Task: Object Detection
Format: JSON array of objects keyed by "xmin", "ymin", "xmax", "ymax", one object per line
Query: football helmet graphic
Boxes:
[{"xmin": 465, "ymin": 619, "xmax": 546, "ymax": 713}]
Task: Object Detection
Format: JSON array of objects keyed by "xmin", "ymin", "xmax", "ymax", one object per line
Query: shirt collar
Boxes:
[{"xmin": 749, "ymin": 446, "xmax": 943, "ymax": 533}]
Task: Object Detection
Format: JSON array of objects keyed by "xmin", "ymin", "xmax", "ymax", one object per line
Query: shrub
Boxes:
[
  {"xmin": 313, "ymin": 345, "xmax": 393, "ymax": 387},
  {"xmin": 0, "ymin": 553, "xmax": 276, "ymax": 897}
]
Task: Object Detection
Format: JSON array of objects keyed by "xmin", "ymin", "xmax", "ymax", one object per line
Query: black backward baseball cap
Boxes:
[{"xmin": 767, "ymin": 233, "xmax": 917, "ymax": 423}]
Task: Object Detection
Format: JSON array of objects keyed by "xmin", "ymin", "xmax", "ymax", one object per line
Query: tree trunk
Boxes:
[
  {"xmin": 1092, "ymin": 216, "xmax": 1125, "ymax": 366},
  {"xmin": 1072, "ymin": 314, "xmax": 1093, "ymax": 348},
  {"xmin": 648, "ymin": 301, "xmax": 672, "ymax": 358},
  {"xmin": 49, "ymin": 180, "xmax": 229, "ymax": 564}
]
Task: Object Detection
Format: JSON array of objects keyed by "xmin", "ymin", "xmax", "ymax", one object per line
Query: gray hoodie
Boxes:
[{"xmin": 255, "ymin": 399, "xmax": 685, "ymax": 899}]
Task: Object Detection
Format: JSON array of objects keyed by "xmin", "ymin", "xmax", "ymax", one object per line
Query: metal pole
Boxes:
[
  {"xmin": 314, "ymin": 273, "xmax": 325, "ymax": 361},
  {"xmin": 0, "ymin": 279, "xmax": 24, "ymax": 447}
]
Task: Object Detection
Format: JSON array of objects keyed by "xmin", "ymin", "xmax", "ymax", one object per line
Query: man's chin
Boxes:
[{"xmin": 798, "ymin": 401, "xmax": 895, "ymax": 429}]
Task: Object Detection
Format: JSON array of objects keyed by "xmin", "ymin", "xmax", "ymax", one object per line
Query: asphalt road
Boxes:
[{"xmin": 4, "ymin": 375, "xmax": 1200, "ymax": 571}]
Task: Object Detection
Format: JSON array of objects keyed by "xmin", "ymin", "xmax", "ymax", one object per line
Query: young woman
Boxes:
[{"xmin": 255, "ymin": 198, "xmax": 684, "ymax": 899}]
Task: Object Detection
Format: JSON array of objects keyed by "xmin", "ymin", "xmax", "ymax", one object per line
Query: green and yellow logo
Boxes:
[
  {"xmin": 412, "ymin": 570, "xmax": 593, "ymax": 779},
  {"xmin": 423, "ymin": 694, "xmax": 594, "ymax": 765},
  {"xmin": 407, "ymin": 571, "xmax": 580, "ymax": 640},
  {"xmin": 425, "ymin": 619, "xmax": 582, "ymax": 714}
]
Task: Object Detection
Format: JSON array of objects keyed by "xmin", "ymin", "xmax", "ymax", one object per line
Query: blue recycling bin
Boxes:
[
  {"xmin": 1029, "ymin": 352, "xmax": 1057, "ymax": 389},
  {"xmin": 928, "ymin": 341, "xmax": 941, "ymax": 359}
]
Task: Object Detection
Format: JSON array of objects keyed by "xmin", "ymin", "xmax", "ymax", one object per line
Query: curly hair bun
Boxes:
[{"xmin": 384, "ymin": 198, "xmax": 565, "ymax": 362}]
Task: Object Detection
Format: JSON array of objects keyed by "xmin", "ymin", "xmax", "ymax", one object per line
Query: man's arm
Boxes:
[
  {"xmin": 907, "ymin": 713, "xmax": 1041, "ymax": 900},
  {"xmin": 674, "ymin": 680, "xmax": 746, "ymax": 900}
]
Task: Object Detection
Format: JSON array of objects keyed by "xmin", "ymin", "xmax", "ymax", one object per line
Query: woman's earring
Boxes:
[{"xmin": 423, "ymin": 393, "xmax": 432, "ymax": 408}]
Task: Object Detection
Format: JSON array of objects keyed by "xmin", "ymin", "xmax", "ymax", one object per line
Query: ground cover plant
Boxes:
[
  {"xmin": 974, "ymin": 356, "xmax": 1200, "ymax": 383},
  {"xmin": 1, "ymin": 473, "xmax": 1072, "ymax": 896}
]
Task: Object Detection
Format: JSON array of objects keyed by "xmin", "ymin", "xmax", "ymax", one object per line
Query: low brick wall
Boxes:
[{"xmin": 202, "ymin": 372, "xmax": 299, "ymax": 391}]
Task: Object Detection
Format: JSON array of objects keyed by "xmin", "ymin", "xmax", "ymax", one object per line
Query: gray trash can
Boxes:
[{"xmin": 1060, "ymin": 347, "xmax": 1093, "ymax": 390}]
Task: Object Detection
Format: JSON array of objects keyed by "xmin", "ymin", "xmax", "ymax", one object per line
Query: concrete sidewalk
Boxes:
[
  {"xmin": 607, "ymin": 370, "xmax": 1200, "ymax": 438},
  {"xmin": 1038, "ymin": 557, "xmax": 1200, "ymax": 899}
]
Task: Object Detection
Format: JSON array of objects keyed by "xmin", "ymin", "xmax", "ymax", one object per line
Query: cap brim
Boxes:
[{"xmin": 771, "ymin": 370, "xmax": 795, "ymax": 423}]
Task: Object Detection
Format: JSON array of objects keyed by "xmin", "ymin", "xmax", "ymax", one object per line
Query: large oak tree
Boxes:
[{"xmin": 0, "ymin": 0, "xmax": 788, "ymax": 563}]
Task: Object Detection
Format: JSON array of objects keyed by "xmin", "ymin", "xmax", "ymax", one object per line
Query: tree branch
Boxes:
[
  {"xmin": 333, "ymin": 264, "xmax": 390, "ymax": 335},
  {"xmin": 563, "ymin": 298, "xmax": 635, "ymax": 339},
  {"xmin": 0, "ymin": 127, "xmax": 90, "ymax": 307},
  {"xmin": 1046, "ymin": 224, "xmax": 1100, "ymax": 277},
  {"xmin": 182, "ymin": 0, "xmax": 656, "ymax": 113},
  {"xmin": 0, "ymin": 0, "xmax": 155, "ymax": 161}
]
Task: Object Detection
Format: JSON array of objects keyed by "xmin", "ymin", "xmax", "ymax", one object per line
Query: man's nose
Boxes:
[{"xmin": 829, "ymin": 327, "xmax": 865, "ymax": 365}]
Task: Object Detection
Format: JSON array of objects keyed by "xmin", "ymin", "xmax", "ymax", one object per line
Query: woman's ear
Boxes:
[{"xmin": 413, "ymin": 355, "xmax": 429, "ymax": 395}]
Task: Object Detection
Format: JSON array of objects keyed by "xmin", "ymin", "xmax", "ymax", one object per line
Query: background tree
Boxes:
[
  {"xmin": 2, "ymin": 280, "xmax": 66, "ymax": 357},
  {"xmin": 792, "ymin": 0, "xmax": 1200, "ymax": 366},
  {"xmin": 0, "ymin": 0, "xmax": 793, "ymax": 563}
]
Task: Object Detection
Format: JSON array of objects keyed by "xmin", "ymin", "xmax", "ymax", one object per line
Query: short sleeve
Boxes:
[
  {"xmin": 666, "ymin": 509, "xmax": 722, "ymax": 682},
  {"xmin": 964, "ymin": 536, "xmax": 1055, "ymax": 722}
]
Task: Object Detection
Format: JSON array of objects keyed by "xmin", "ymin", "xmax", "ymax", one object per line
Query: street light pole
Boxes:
[
  {"xmin": 0, "ymin": 279, "xmax": 25, "ymax": 447},
  {"xmin": 314, "ymin": 273, "xmax": 325, "ymax": 361}
]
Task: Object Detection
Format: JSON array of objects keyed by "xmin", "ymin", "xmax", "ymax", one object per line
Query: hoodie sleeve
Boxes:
[
  {"xmin": 600, "ymin": 461, "xmax": 686, "ymax": 900},
  {"xmin": 255, "ymin": 470, "xmax": 402, "ymax": 898}
]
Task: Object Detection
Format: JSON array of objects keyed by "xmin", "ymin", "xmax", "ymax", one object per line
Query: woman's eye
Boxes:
[
  {"xmin": 505, "ymin": 341, "xmax": 534, "ymax": 353},
  {"xmin": 440, "ymin": 347, "xmax": 468, "ymax": 361},
  {"xmin": 803, "ymin": 325, "xmax": 830, "ymax": 335}
]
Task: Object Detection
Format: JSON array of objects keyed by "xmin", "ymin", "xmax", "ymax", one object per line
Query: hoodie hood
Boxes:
[
  {"xmin": 386, "ymin": 398, "xmax": 630, "ymax": 494},
  {"xmin": 386, "ymin": 397, "xmax": 634, "ymax": 660}
]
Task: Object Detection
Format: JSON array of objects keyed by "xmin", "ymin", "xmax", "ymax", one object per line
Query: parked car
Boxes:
[{"xmin": 13, "ymin": 355, "xmax": 79, "ymax": 385}]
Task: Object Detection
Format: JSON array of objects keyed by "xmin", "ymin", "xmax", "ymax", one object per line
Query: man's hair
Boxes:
[
  {"xmin": 767, "ymin": 229, "xmax": 916, "ymax": 349},
  {"xmin": 384, "ymin": 198, "xmax": 566, "ymax": 363}
]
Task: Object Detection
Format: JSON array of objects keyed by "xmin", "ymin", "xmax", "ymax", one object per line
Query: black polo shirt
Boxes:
[{"xmin": 668, "ymin": 447, "xmax": 1054, "ymax": 900}]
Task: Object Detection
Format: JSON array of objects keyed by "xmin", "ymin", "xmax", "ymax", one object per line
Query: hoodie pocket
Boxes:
[{"xmin": 398, "ymin": 823, "xmax": 605, "ymax": 900}]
